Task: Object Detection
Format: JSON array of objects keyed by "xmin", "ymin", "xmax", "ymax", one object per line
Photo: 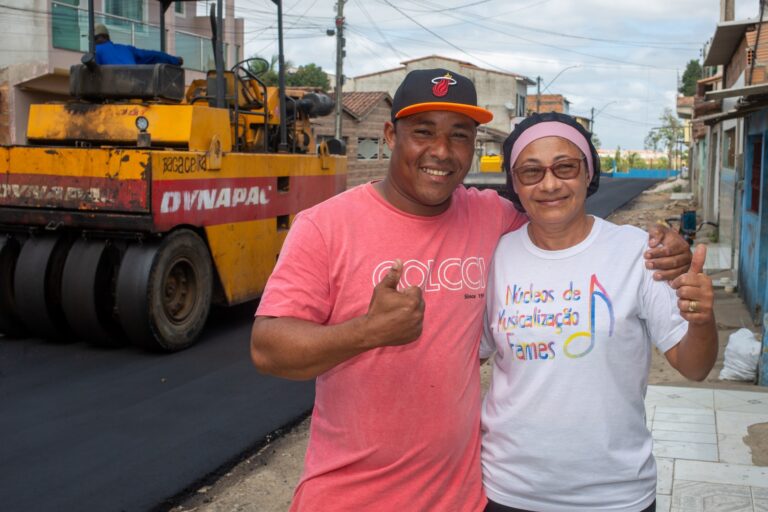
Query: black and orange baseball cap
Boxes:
[{"xmin": 391, "ymin": 68, "xmax": 493, "ymax": 124}]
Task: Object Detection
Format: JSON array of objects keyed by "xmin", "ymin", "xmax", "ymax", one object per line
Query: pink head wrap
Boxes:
[{"xmin": 508, "ymin": 121, "xmax": 594, "ymax": 181}]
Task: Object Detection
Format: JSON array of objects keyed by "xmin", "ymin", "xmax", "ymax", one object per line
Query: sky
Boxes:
[{"xmin": 236, "ymin": 0, "xmax": 762, "ymax": 150}]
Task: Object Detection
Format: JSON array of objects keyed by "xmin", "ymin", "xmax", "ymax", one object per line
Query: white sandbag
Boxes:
[{"xmin": 719, "ymin": 328, "xmax": 761, "ymax": 381}]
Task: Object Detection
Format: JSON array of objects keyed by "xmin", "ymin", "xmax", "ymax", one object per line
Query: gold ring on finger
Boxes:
[{"xmin": 688, "ymin": 300, "xmax": 698, "ymax": 313}]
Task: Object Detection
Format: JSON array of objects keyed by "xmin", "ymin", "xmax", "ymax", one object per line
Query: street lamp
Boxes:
[
  {"xmin": 536, "ymin": 65, "xmax": 580, "ymax": 113},
  {"xmin": 541, "ymin": 65, "xmax": 581, "ymax": 94},
  {"xmin": 590, "ymin": 101, "xmax": 616, "ymax": 132}
]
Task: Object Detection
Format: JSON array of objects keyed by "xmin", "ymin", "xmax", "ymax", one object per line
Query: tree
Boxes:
[
  {"xmin": 246, "ymin": 55, "xmax": 279, "ymax": 86},
  {"xmin": 591, "ymin": 133, "xmax": 602, "ymax": 149},
  {"xmin": 644, "ymin": 108, "xmax": 685, "ymax": 169},
  {"xmin": 287, "ymin": 63, "xmax": 330, "ymax": 91},
  {"xmin": 599, "ymin": 156, "xmax": 614, "ymax": 172},
  {"xmin": 247, "ymin": 55, "xmax": 330, "ymax": 91},
  {"xmin": 679, "ymin": 59, "xmax": 702, "ymax": 96},
  {"xmin": 626, "ymin": 152, "xmax": 643, "ymax": 169}
]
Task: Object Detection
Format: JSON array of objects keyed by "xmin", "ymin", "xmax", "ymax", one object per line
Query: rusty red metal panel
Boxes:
[
  {"xmin": 0, "ymin": 174, "xmax": 149, "ymax": 212},
  {"xmin": 151, "ymin": 175, "xmax": 342, "ymax": 231}
]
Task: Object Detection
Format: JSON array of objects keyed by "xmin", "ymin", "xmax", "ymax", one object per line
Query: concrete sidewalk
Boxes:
[
  {"xmin": 647, "ymin": 385, "xmax": 768, "ymax": 511},
  {"xmin": 647, "ymin": 268, "xmax": 768, "ymax": 511}
]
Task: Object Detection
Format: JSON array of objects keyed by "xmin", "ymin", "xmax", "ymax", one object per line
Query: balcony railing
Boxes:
[{"xmin": 51, "ymin": 1, "xmax": 224, "ymax": 72}]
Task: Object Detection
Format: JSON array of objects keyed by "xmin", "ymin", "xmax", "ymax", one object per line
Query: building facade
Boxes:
[
  {"xmin": 528, "ymin": 93, "xmax": 570, "ymax": 115},
  {"xmin": 313, "ymin": 91, "xmax": 392, "ymax": 188},
  {"xmin": 697, "ymin": 0, "xmax": 768, "ymax": 385},
  {"xmin": 347, "ymin": 55, "xmax": 534, "ymax": 136},
  {"xmin": 0, "ymin": 0, "xmax": 244, "ymax": 144}
]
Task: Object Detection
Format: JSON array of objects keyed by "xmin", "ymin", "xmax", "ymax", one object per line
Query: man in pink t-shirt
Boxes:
[{"xmin": 250, "ymin": 69, "xmax": 692, "ymax": 511}]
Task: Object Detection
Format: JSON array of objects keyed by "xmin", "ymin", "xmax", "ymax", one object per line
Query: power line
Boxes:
[
  {"xmin": 406, "ymin": 0, "xmax": 702, "ymax": 47},
  {"xmin": 392, "ymin": 0, "xmax": 492, "ymax": 14},
  {"xmin": 379, "ymin": 0, "xmax": 517, "ymax": 74},
  {"xmin": 352, "ymin": 0, "xmax": 408, "ymax": 60},
  {"xmin": 346, "ymin": 25, "xmax": 407, "ymax": 67},
  {"xmin": 400, "ymin": 0, "xmax": 681, "ymax": 71}
]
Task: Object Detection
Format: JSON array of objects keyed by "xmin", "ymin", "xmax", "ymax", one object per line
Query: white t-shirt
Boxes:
[{"xmin": 480, "ymin": 217, "xmax": 688, "ymax": 512}]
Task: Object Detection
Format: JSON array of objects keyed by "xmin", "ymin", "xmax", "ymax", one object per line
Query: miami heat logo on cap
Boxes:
[{"xmin": 431, "ymin": 73, "xmax": 457, "ymax": 97}]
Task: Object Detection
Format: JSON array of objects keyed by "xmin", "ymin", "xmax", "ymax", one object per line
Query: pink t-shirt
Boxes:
[{"xmin": 257, "ymin": 183, "xmax": 526, "ymax": 512}]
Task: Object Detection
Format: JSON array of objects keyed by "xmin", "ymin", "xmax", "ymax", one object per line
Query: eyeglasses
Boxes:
[{"xmin": 512, "ymin": 157, "xmax": 585, "ymax": 186}]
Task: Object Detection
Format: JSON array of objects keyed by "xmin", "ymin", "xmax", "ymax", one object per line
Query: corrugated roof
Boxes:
[{"xmin": 342, "ymin": 91, "xmax": 391, "ymax": 120}]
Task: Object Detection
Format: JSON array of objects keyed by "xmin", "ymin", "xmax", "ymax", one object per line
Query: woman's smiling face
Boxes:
[{"xmin": 512, "ymin": 136, "xmax": 590, "ymax": 230}]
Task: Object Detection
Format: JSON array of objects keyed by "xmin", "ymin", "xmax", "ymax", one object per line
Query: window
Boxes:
[
  {"xmin": 516, "ymin": 94, "xmax": 526, "ymax": 117},
  {"xmin": 203, "ymin": 39, "xmax": 215, "ymax": 71},
  {"xmin": 723, "ymin": 128, "xmax": 736, "ymax": 168},
  {"xmin": 176, "ymin": 32, "xmax": 202, "ymax": 70},
  {"xmin": 197, "ymin": 1, "xmax": 226, "ymax": 17},
  {"xmin": 105, "ymin": 0, "xmax": 145, "ymax": 22},
  {"xmin": 381, "ymin": 142, "xmax": 391, "ymax": 160},
  {"xmin": 175, "ymin": 2, "xmax": 185, "ymax": 15},
  {"xmin": 750, "ymin": 138, "xmax": 762, "ymax": 213},
  {"xmin": 357, "ymin": 138, "xmax": 379, "ymax": 160},
  {"xmin": 52, "ymin": 1, "xmax": 82, "ymax": 51}
]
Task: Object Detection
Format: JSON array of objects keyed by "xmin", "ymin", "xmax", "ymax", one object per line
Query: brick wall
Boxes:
[
  {"xmin": 528, "ymin": 94, "xmax": 566, "ymax": 114},
  {"xmin": 729, "ymin": 25, "xmax": 768, "ymax": 88},
  {"xmin": 314, "ymin": 100, "xmax": 390, "ymax": 188},
  {"xmin": 726, "ymin": 36, "xmax": 748, "ymax": 89}
]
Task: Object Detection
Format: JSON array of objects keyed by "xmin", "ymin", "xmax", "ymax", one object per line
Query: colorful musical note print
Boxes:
[{"xmin": 563, "ymin": 274, "xmax": 614, "ymax": 358}]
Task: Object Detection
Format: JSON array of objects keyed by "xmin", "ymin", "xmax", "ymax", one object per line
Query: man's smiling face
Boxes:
[{"xmin": 379, "ymin": 110, "xmax": 477, "ymax": 217}]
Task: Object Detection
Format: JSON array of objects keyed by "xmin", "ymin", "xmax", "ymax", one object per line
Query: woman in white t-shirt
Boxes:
[{"xmin": 480, "ymin": 112, "xmax": 718, "ymax": 512}]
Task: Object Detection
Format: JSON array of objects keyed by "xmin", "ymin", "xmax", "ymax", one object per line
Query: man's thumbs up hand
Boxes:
[
  {"xmin": 671, "ymin": 245, "xmax": 714, "ymax": 324},
  {"xmin": 377, "ymin": 261, "xmax": 403, "ymax": 291},
  {"xmin": 362, "ymin": 260, "xmax": 425, "ymax": 349}
]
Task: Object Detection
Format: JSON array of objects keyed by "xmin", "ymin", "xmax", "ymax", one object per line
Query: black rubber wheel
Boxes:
[
  {"xmin": 14, "ymin": 236, "xmax": 73, "ymax": 341},
  {"xmin": 0, "ymin": 236, "xmax": 27, "ymax": 337},
  {"xmin": 116, "ymin": 230, "xmax": 213, "ymax": 352},
  {"xmin": 61, "ymin": 239, "xmax": 126, "ymax": 347}
]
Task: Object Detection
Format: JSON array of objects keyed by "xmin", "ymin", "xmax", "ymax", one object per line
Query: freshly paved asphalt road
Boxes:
[
  {"xmin": 0, "ymin": 304, "xmax": 314, "ymax": 512},
  {"xmin": 586, "ymin": 176, "xmax": 662, "ymax": 218},
  {"xmin": 0, "ymin": 177, "xmax": 660, "ymax": 512}
]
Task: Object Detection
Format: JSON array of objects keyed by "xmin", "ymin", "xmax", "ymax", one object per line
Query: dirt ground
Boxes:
[{"xmin": 171, "ymin": 180, "xmax": 768, "ymax": 512}]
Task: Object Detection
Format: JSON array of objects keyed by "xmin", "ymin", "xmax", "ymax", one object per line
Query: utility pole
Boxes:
[
  {"xmin": 334, "ymin": 1, "xmax": 346, "ymax": 139},
  {"xmin": 272, "ymin": 0, "xmax": 288, "ymax": 152},
  {"xmin": 215, "ymin": 0, "xmax": 226, "ymax": 110},
  {"xmin": 590, "ymin": 107, "xmax": 595, "ymax": 132},
  {"xmin": 536, "ymin": 76, "xmax": 541, "ymax": 113}
]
